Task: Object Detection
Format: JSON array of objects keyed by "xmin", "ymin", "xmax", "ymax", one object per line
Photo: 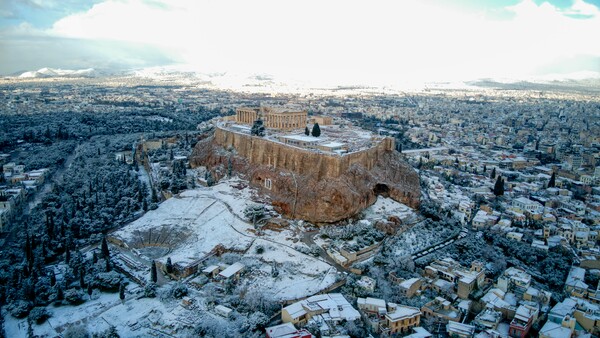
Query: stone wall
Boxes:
[
  {"xmin": 213, "ymin": 126, "xmax": 393, "ymax": 179},
  {"xmin": 191, "ymin": 127, "xmax": 420, "ymax": 223}
]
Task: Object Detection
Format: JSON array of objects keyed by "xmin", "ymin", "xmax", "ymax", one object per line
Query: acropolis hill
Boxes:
[{"xmin": 191, "ymin": 107, "xmax": 420, "ymax": 223}]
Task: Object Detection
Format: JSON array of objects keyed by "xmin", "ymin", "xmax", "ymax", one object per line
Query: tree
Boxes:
[
  {"xmin": 101, "ymin": 236, "xmax": 110, "ymax": 258},
  {"xmin": 490, "ymin": 167, "xmax": 496, "ymax": 179},
  {"xmin": 151, "ymin": 261, "xmax": 157, "ymax": 283},
  {"xmin": 49, "ymin": 270, "xmax": 56, "ymax": 287},
  {"xmin": 483, "ymin": 164, "xmax": 487, "ymax": 173},
  {"xmin": 79, "ymin": 269, "xmax": 86, "ymax": 289},
  {"xmin": 205, "ymin": 171, "xmax": 215, "ymax": 187},
  {"xmin": 548, "ymin": 172, "xmax": 556, "ymax": 188},
  {"xmin": 55, "ymin": 285, "xmax": 64, "ymax": 304},
  {"xmin": 493, "ymin": 176, "xmax": 504, "ymax": 196},
  {"xmin": 105, "ymin": 257, "xmax": 111, "ymax": 272},
  {"xmin": 304, "ymin": 126, "xmax": 310, "ymax": 136},
  {"xmin": 169, "ymin": 282, "xmax": 188, "ymax": 299},
  {"xmin": 94, "ymin": 325, "xmax": 120, "ymax": 338},
  {"xmin": 144, "ymin": 283, "xmax": 157, "ymax": 298},
  {"xmin": 166, "ymin": 257, "xmax": 173, "ymax": 274},
  {"xmin": 250, "ymin": 119, "xmax": 265, "ymax": 137},
  {"xmin": 65, "ymin": 244, "xmax": 71, "ymax": 264},
  {"xmin": 29, "ymin": 307, "xmax": 51, "ymax": 324},
  {"xmin": 311, "ymin": 123, "xmax": 321, "ymax": 137},
  {"xmin": 227, "ymin": 157, "xmax": 233, "ymax": 177},
  {"xmin": 87, "ymin": 284, "xmax": 93, "ymax": 299},
  {"xmin": 119, "ymin": 282, "xmax": 125, "ymax": 303}
]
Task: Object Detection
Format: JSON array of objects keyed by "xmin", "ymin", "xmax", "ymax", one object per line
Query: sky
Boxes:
[{"xmin": 1, "ymin": 0, "xmax": 599, "ymax": 86}]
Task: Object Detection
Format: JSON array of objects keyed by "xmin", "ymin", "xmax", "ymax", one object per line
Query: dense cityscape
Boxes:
[{"xmin": 0, "ymin": 71, "xmax": 598, "ymax": 337}]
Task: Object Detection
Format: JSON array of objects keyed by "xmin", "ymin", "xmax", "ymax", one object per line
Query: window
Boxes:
[{"xmin": 265, "ymin": 178, "xmax": 272, "ymax": 190}]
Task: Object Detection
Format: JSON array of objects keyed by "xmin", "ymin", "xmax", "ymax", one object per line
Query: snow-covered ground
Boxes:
[
  {"xmin": 111, "ymin": 179, "xmax": 258, "ymax": 267},
  {"xmin": 3, "ymin": 285, "xmax": 200, "ymax": 338},
  {"xmin": 390, "ymin": 220, "xmax": 459, "ymax": 257},
  {"xmin": 245, "ymin": 239, "xmax": 339, "ymax": 301},
  {"xmin": 362, "ymin": 196, "xmax": 416, "ymax": 222},
  {"xmin": 111, "ymin": 177, "xmax": 339, "ymax": 300}
]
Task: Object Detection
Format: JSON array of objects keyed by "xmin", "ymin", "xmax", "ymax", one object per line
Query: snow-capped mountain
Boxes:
[{"xmin": 18, "ymin": 67, "xmax": 98, "ymax": 78}]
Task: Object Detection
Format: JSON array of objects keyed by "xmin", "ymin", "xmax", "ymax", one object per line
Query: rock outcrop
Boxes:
[{"xmin": 190, "ymin": 126, "xmax": 420, "ymax": 223}]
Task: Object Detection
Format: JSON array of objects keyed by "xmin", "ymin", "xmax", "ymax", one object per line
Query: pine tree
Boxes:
[
  {"xmin": 49, "ymin": 270, "xmax": 56, "ymax": 287},
  {"xmin": 55, "ymin": 285, "xmax": 64, "ymax": 302},
  {"xmin": 151, "ymin": 261, "xmax": 157, "ymax": 283},
  {"xmin": 87, "ymin": 284, "xmax": 93, "ymax": 299},
  {"xmin": 206, "ymin": 171, "xmax": 214, "ymax": 187},
  {"xmin": 250, "ymin": 119, "xmax": 265, "ymax": 137},
  {"xmin": 65, "ymin": 244, "xmax": 71, "ymax": 264},
  {"xmin": 119, "ymin": 282, "xmax": 125, "ymax": 303},
  {"xmin": 490, "ymin": 167, "xmax": 496, "ymax": 179},
  {"xmin": 304, "ymin": 126, "xmax": 310, "ymax": 136},
  {"xmin": 101, "ymin": 236, "xmax": 110, "ymax": 258},
  {"xmin": 493, "ymin": 176, "xmax": 504, "ymax": 196},
  {"xmin": 166, "ymin": 257, "xmax": 173, "ymax": 274},
  {"xmin": 548, "ymin": 172, "xmax": 556, "ymax": 188},
  {"xmin": 483, "ymin": 164, "xmax": 487, "ymax": 173},
  {"xmin": 228, "ymin": 157, "xmax": 233, "ymax": 177},
  {"xmin": 25, "ymin": 233, "xmax": 32, "ymax": 265},
  {"xmin": 151, "ymin": 188, "xmax": 158, "ymax": 203},
  {"xmin": 311, "ymin": 123, "xmax": 321, "ymax": 137},
  {"xmin": 79, "ymin": 270, "xmax": 86, "ymax": 289}
]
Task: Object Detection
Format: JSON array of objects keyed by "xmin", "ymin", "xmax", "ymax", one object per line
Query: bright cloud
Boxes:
[{"xmin": 3, "ymin": 0, "xmax": 600, "ymax": 84}]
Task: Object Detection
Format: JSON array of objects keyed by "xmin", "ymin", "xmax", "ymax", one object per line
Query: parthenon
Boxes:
[{"xmin": 236, "ymin": 107, "xmax": 307, "ymax": 131}]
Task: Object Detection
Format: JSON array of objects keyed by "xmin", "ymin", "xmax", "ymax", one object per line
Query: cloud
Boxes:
[{"xmin": 2, "ymin": 0, "xmax": 599, "ymax": 83}]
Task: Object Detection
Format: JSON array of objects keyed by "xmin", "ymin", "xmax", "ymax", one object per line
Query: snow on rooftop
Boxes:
[
  {"xmin": 385, "ymin": 305, "xmax": 421, "ymax": 321},
  {"xmin": 218, "ymin": 262, "xmax": 244, "ymax": 278},
  {"xmin": 400, "ymin": 277, "xmax": 421, "ymax": 289},
  {"xmin": 539, "ymin": 321, "xmax": 573, "ymax": 338},
  {"xmin": 202, "ymin": 265, "xmax": 219, "ymax": 273},
  {"xmin": 284, "ymin": 293, "xmax": 360, "ymax": 322},
  {"xmin": 266, "ymin": 323, "xmax": 299, "ymax": 337},
  {"xmin": 281, "ymin": 134, "xmax": 319, "ymax": 142},
  {"xmin": 320, "ymin": 141, "xmax": 345, "ymax": 148}
]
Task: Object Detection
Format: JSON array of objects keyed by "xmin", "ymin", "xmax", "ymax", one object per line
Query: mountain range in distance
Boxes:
[
  {"xmin": 5, "ymin": 66, "xmax": 600, "ymax": 94},
  {"xmin": 16, "ymin": 67, "xmax": 99, "ymax": 79}
]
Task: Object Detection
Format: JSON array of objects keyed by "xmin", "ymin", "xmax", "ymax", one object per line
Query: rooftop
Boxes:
[{"xmin": 385, "ymin": 305, "xmax": 421, "ymax": 321}]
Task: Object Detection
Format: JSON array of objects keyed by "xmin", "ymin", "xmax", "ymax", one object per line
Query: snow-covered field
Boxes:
[
  {"xmin": 3, "ymin": 285, "xmax": 200, "ymax": 338},
  {"xmin": 362, "ymin": 196, "xmax": 416, "ymax": 222},
  {"xmin": 245, "ymin": 239, "xmax": 339, "ymax": 301},
  {"xmin": 110, "ymin": 179, "xmax": 258, "ymax": 267}
]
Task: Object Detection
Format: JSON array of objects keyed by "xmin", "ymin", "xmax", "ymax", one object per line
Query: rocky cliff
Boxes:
[{"xmin": 190, "ymin": 127, "xmax": 420, "ymax": 223}]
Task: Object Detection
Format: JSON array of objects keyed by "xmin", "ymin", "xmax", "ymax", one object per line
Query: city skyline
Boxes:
[{"xmin": 1, "ymin": 0, "xmax": 600, "ymax": 86}]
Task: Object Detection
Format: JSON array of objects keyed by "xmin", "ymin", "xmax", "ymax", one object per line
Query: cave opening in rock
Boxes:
[{"xmin": 373, "ymin": 183, "xmax": 390, "ymax": 197}]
